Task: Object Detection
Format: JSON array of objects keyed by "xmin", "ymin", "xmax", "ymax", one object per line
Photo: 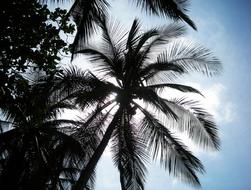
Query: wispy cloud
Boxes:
[{"xmin": 185, "ymin": 82, "xmax": 237, "ymax": 124}]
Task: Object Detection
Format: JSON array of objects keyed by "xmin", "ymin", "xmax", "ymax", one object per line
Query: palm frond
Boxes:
[
  {"xmin": 140, "ymin": 62, "xmax": 185, "ymax": 83},
  {"xmin": 69, "ymin": 0, "xmax": 109, "ymax": 49},
  {"xmin": 97, "ymin": 16, "xmax": 126, "ymax": 57},
  {"xmin": 132, "ymin": 0, "xmax": 196, "ymax": 29},
  {"xmin": 46, "ymin": 101, "xmax": 77, "ymax": 119},
  {"xmin": 74, "ymin": 81, "xmax": 117, "ymax": 109},
  {"xmin": 76, "ymin": 48, "xmax": 124, "ymax": 79},
  {"xmin": 126, "ymin": 19, "xmax": 141, "ymax": 50},
  {"xmin": 162, "ymin": 98, "xmax": 220, "ymax": 150},
  {"xmin": 55, "ymin": 66, "xmax": 90, "ymax": 92},
  {"xmin": 147, "ymin": 83, "xmax": 203, "ymax": 96},
  {"xmin": 159, "ymin": 23, "xmax": 187, "ymax": 39},
  {"xmin": 157, "ymin": 40, "xmax": 222, "ymax": 76},
  {"xmin": 137, "ymin": 106, "xmax": 204, "ymax": 186}
]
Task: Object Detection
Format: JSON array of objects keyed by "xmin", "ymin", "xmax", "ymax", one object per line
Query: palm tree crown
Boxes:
[
  {"xmin": 0, "ymin": 73, "xmax": 86, "ymax": 190},
  {"xmin": 63, "ymin": 18, "xmax": 221, "ymax": 190}
]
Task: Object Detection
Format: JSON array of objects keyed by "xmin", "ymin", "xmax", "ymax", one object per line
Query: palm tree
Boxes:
[
  {"xmin": 44, "ymin": 0, "xmax": 196, "ymax": 52},
  {"xmin": 64, "ymin": 18, "xmax": 221, "ymax": 190},
  {"xmin": 0, "ymin": 73, "xmax": 87, "ymax": 190}
]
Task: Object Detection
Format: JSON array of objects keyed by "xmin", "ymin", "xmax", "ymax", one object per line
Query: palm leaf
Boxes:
[
  {"xmin": 140, "ymin": 62, "xmax": 185, "ymax": 83},
  {"xmin": 126, "ymin": 19, "xmax": 141, "ymax": 50},
  {"xmin": 97, "ymin": 16, "xmax": 126, "ymax": 58},
  {"xmin": 147, "ymin": 83, "xmax": 203, "ymax": 96},
  {"xmin": 157, "ymin": 40, "xmax": 222, "ymax": 76},
  {"xmin": 132, "ymin": 0, "xmax": 196, "ymax": 29},
  {"xmin": 76, "ymin": 48, "xmax": 124, "ymax": 79},
  {"xmin": 69, "ymin": 0, "xmax": 109, "ymax": 49},
  {"xmin": 162, "ymin": 98, "xmax": 220, "ymax": 150},
  {"xmin": 137, "ymin": 105, "xmax": 204, "ymax": 186}
]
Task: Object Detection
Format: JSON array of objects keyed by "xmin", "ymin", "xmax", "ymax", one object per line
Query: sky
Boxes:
[{"xmin": 57, "ymin": 0, "xmax": 251, "ymax": 189}]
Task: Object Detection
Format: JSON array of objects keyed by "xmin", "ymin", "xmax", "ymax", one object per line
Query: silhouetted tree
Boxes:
[
  {"xmin": 0, "ymin": 73, "xmax": 85, "ymax": 190},
  {"xmin": 62, "ymin": 18, "xmax": 221, "ymax": 190}
]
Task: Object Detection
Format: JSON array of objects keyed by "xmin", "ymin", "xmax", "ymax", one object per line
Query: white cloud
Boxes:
[{"xmin": 188, "ymin": 82, "xmax": 237, "ymax": 124}]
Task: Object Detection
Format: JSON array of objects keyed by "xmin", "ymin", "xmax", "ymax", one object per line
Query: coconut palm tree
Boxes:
[
  {"xmin": 63, "ymin": 18, "xmax": 221, "ymax": 190},
  {"xmin": 44, "ymin": 0, "xmax": 196, "ymax": 52},
  {"xmin": 0, "ymin": 73, "xmax": 88, "ymax": 190}
]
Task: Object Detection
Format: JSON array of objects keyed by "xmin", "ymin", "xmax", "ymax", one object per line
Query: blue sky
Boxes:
[{"xmin": 58, "ymin": 0, "xmax": 251, "ymax": 189}]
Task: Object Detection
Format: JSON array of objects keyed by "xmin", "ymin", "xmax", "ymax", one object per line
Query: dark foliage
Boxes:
[
  {"xmin": 0, "ymin": 0, "xmax": 75, "ymax": 100},
  {"xmin": 0, "ymin": 73, "xmax": 87, "ymax": 190}
]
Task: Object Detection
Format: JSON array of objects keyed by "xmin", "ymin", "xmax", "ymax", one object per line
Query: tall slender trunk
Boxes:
[{"xmin": 72, "ymin": 107, "xmax": 122, "ymax": 190}]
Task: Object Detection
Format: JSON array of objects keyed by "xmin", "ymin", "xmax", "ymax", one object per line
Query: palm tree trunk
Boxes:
[
  {"xmin": 73, "ymin": 107, "xmax": 122, "ymax": 190},
  {"xmin": 119, "ymin": 163, "xmax": 126, "ymax": 190}
]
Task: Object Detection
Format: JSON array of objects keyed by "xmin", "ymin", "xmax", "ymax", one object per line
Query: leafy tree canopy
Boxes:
[{"xmin": 0, "ymin": 0, "xmax": 75, "ymax": 100}]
